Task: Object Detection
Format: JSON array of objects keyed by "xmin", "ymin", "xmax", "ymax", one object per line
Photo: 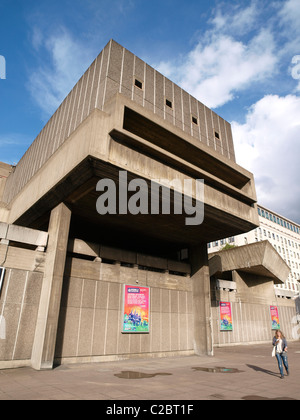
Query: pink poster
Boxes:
[
  {"xmin": 220, "ymin": 301, "xmax": 233, "ymax": 331},
  {"xmin": 270, "ymin": 306, "xmax": 280, "ymax": 330},
  {"xmin": 122, "ymin": 285, "xmax": 150, "ymax": 333}
]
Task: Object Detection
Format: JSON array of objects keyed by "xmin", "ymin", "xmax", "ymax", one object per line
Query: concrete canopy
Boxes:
[
  {"xmin": 2, "ymin": 40, "xmax": 259, "ymax": 258},
  {"xmin": 209, "ymin": 241, "xmax": 290, "ymax": 284}
]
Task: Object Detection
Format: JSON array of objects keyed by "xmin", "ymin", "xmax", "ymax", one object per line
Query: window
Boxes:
[
  {"xmin": 192, "ymin": 116, "xmax": 198, "ymax": 125},
  {"xmin": 165, "ymin": 99, "xmax": 173, "ymax": 109},
  {"xmin": 258, "ymin": 208, "xmax": 261, "ymax": 216},
  {"xmin": 134, "ymin": 79, "xmax": 143, "ymax": 89},
  {"xmin": 215, "ymin": 131, "xmax": 220, "ymax": 139}
]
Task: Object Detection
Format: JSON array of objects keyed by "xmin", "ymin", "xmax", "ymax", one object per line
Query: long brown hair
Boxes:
[{"xmin": 275, "ymin": 330, "xmax": 285, "ymax": 339}]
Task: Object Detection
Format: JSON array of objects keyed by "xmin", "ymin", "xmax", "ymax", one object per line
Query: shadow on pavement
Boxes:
[{"xmin": 246, "ymin": 364, "xmax": 279, "ymax": 377}]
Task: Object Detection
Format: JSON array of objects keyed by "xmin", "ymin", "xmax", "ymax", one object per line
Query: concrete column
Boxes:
[
  {"xmin": 31, "ymin": 203, "xmax": 71, "ymax": 370},
  {"xmin": 190, "ymin": 244, "xmax": 213, "ymax": 356}
]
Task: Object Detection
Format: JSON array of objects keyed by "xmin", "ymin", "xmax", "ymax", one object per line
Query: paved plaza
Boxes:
[{"xmin": 0, "ymin": 342, "xmax": 299, "ymax": 401}]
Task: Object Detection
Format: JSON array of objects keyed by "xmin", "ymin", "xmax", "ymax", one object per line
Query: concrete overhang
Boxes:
[
  {"xmin": 3, "ymin": 94, "xmax": 259, "ymax": 250},
  {"xmin": 209, "ymin": 240, "xmax": 290, "ymax": 284}
]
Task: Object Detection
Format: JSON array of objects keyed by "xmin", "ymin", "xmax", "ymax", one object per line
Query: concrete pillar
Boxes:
[
  {"xmin": 190, "ymin": 244, "xmax": 213, "ymax": 356},
  {"xmin": 31, "ymin": 203, "xmax": 71, "ymax": 370}
]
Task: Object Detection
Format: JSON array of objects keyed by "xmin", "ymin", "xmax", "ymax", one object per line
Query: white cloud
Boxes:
[
  {"xmin": 210, "ymin": 1, "xmax": 259, "ymax": 35},
  {"xmin": 232, "ymin": 94, "xmax": 300, "ymax": 222},
  {"xmin": 279, "ymin": 0, "xmax": 300, "ymax": 35},
  {"xmin": 28, "ymin": 27, "xmax": 96, "ymax": 118},
  {"xmin": 181, "ymin": 29, "xmax": 277, "ymax": 108},
  {"xmin": 156, "ymin": 3, "xmax": 278, "ymax": 109}
]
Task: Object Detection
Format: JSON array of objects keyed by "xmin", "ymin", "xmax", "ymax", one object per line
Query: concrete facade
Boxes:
[
  {"xmin": 0, "ymin": 40, "xmax": 264, "ymax": 370},
  {"xmin": 209, "ymin": 242, "xmax": 297, "ymax": 347},
  {"xmin": 0, "ymin": 162, "xmax": 12, "ymax": 203},
  {"xmin": 0, "ymin": 225, "xmax": 47, "ymax": 369},
  {"xmin": 0, "ymin": 162, "xmax": 12, "ymax": 224}
]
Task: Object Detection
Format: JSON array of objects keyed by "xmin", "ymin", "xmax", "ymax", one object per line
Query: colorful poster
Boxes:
[
  {"xmin": 270, "ymin": 306, "xmax": 280, "ymax": 330},
  {"xmin": 220, "ymin": 302, "xmax": 233, "ymax": 331},
  {"xmin": 122, "ymin": 285, "xmax": 150, "ymax": 333}
]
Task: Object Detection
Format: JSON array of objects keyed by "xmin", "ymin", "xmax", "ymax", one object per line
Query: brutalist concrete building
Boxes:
[{"xmin": 1, "ymin": 40, "xmax": 291, "ymax": 371}]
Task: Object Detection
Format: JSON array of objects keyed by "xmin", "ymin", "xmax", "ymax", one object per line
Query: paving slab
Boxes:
[{"xmin": 0, "ymin": 342, "xmax": 299, "ymax": 401}]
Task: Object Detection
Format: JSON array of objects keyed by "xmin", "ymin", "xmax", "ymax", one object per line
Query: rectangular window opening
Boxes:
[
  {"xmin": 192, "ymin": 116, "xmax": 198, "ymax": 125},
  {"xmin": 165, "ymin": 99, "xmax": 173, "ymax": 109},
  {"xmin": 134, "ymin": 79, "xmax": 143, "ymax": 90}
]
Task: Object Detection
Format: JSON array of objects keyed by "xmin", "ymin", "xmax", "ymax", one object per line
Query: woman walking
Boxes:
[{"xmin": 273, "ymin": 330, "xmax": 289, "ymax": 379}]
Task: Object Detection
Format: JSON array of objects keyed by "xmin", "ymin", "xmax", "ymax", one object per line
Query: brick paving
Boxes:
[{"xmin": 0, "ymin": 342, "xmax": 299, "ymax": 401}]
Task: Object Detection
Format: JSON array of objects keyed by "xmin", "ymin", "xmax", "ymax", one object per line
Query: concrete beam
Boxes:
[
  {"xmin": 209, "ymin": 241, "xmax": 290, "ymax": 283},
  {"xmin": 190, "ymin": 244, "xmax": 213, "ymax": 356},
  {"xmin": 0, "ymin": 221, "xmax": 48, "ymax": 248},
  {"xmin": 31, "ymin": 203, "xmax": 71, "ymax": 370}
]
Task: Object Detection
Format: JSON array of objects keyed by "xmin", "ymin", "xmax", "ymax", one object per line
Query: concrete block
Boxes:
[
  {"xmin": 216, "ymin": 279, "xmax": 237, "ymax": 291},
  {"xmin": 0, "ymin": 222, "xmax": 8, "ymax": 239},
  {"xmin": 68, "ymin": 239, "xmax": 99, "ymax": 257},
  {"xmin": 6, "ymin": 224, "xmax": 48, "ymax": 247}
]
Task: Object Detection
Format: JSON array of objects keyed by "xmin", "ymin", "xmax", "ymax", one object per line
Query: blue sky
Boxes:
[{"xmin": 0, "ymin": 0, "xmax": 300, "ymax": 222}]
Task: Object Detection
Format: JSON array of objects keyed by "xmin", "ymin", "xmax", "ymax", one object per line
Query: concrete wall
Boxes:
[
  {"xmin": 0, "ymin": 255, "xmax": 44, "ymax": 369},
  {"xmin": 55, "ymin": 257, "xmax": 194, "ymax": 364},
  {"xmin": 211, "ymin": 300, "xmax": 296, "ymax": 346},
  {"xmin": 0, "ymin": 222, "xmax": 47, "ymax": 369},
  {"xmin": 0, "ymin": 162, "xmax": 12, "ymax": 203},
  {"xmin": 211, "ymin": 271, "xmax": 297, "ymax": 347}
]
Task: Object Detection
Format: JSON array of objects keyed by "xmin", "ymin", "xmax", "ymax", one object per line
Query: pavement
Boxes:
[{"xmin": 0, "ymin": 342, "xmax": 299, "ymax": 401}]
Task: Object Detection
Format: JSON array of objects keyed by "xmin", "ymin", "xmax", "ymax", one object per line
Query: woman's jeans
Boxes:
[{"xmin": 276, "ymin": 352, "xmax": 289, "ymax": 376}]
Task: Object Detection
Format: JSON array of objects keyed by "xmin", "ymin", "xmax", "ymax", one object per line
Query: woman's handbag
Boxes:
[{"xmin": 272, "ymin": 346, "xmax": 276, "ymax": 357}]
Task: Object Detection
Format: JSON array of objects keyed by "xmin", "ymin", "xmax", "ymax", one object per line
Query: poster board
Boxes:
[
  {"xmin": 270, "ymin": 306, "xmax": 280, "ymax": 330},
  {"xmin": 220, "ymin": 301, "xmax": 233, "ymax": 331},
  {"xmin": 122, "ymin": 285, "xmax": 150, "ymax": 333}
]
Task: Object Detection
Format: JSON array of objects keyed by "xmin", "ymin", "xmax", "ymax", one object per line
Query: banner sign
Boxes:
[
  {"xmin": 270, "ymin": 306, "xmax": 280, "ymax": 330},
  {"xmin": 122, "ymin": 285, "xmax": 150, "ymax": 333},
  {"xmin": 220, "ymin": 301, "xmax": 233, "ymax": 331}
]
